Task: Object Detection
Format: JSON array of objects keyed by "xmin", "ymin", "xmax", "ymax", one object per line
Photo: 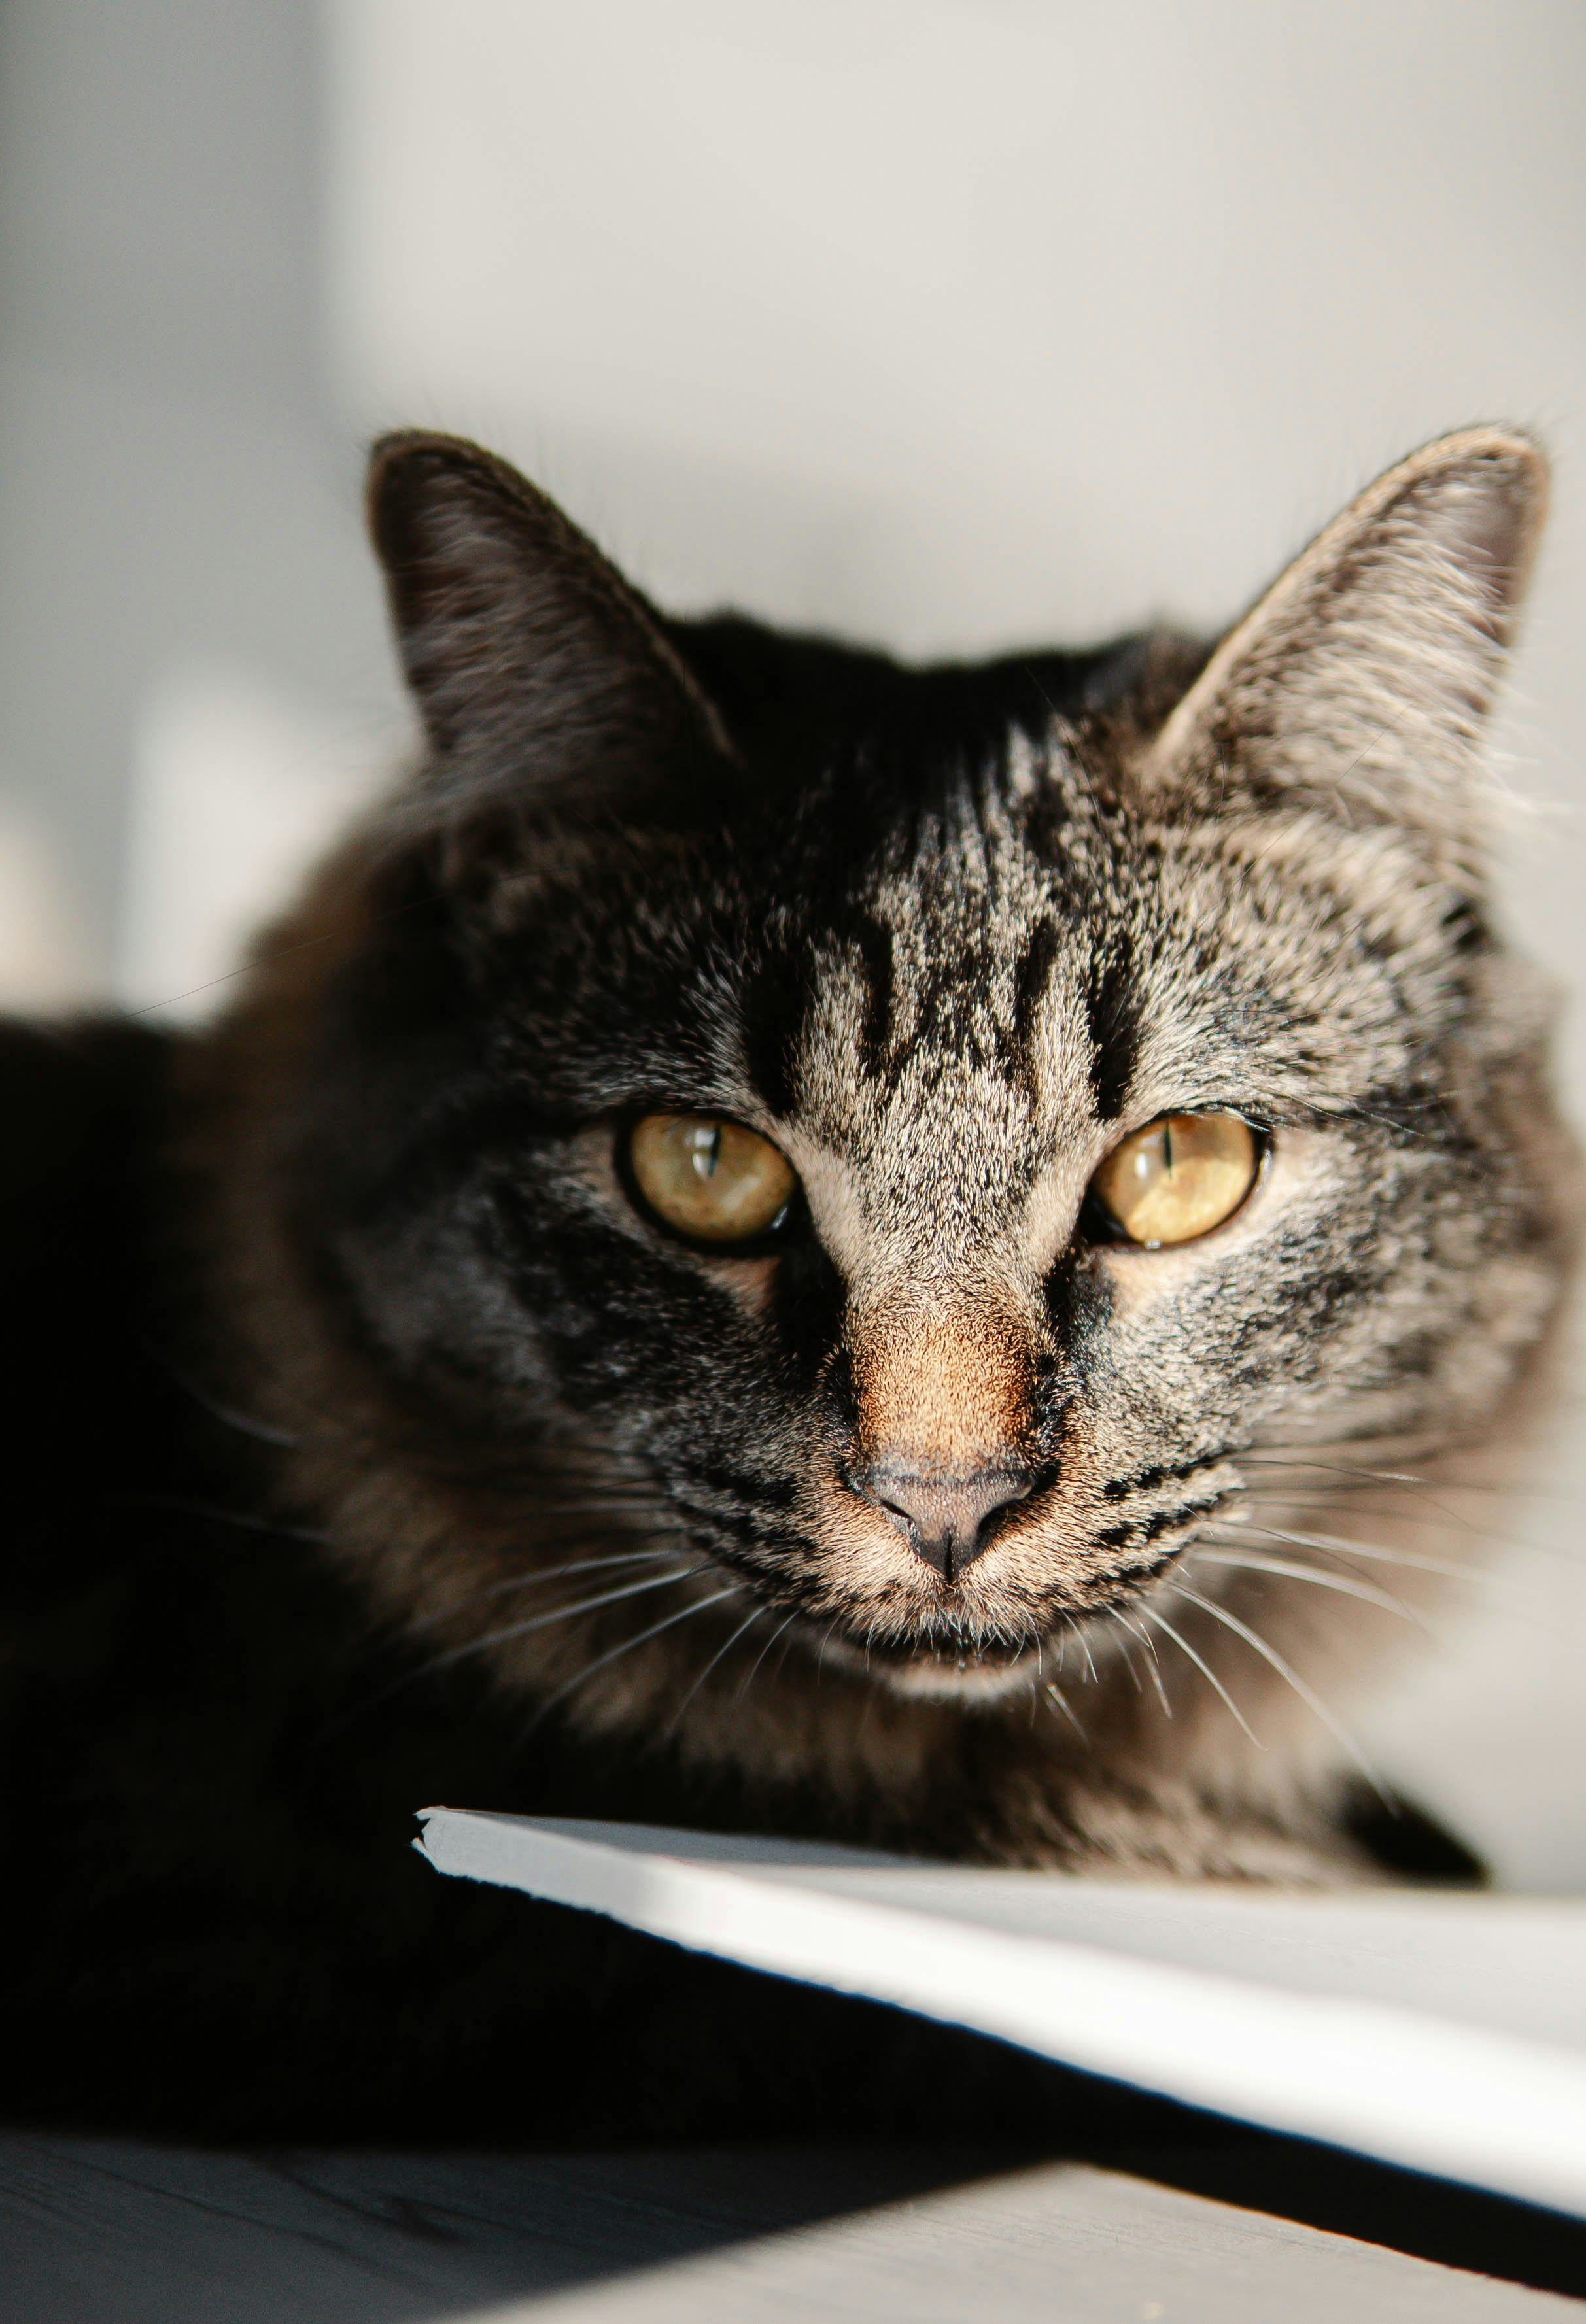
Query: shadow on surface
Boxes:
[
  {"xmin": 10, "ymin": 2080, "xmax": 1586, "ymax": 2321},
  {"xmin": 1, "ymin": 2136, "xmax": 1017, "ymax": 2324}
]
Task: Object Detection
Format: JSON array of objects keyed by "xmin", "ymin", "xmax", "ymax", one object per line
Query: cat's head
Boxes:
[{"xmin": 231, "ymin": 428, "xmax": 1572, "ymax": 1726}]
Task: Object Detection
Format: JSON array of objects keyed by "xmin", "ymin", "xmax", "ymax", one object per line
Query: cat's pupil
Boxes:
[{"xmin": 689, "ymin": 1125, "xmax": 723, "ymax": 1181}]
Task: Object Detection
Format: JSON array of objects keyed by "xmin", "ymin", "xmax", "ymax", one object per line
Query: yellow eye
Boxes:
[
  {"xmin": 1090, "ymin": 1112, "xmax": 1260, "ymax": 1247},
  {"xmin": 627, "ymin": 1114, "xmax": 798, "ymax": 1246}
]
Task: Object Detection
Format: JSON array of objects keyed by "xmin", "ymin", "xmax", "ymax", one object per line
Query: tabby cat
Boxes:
[{"xmin": 4, "ymin": 425, "xmax": 1575, "ymax": 2139}]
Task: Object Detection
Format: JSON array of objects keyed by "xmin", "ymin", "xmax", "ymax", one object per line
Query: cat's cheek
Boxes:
[{"xmin": 1090, "ymin": 1126, "xmax": 1339, "ymax": 1318}]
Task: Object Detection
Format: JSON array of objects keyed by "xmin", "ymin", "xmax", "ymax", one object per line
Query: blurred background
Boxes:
[{"xmin": 2, "ymin": 0, "xmax": 1584, "ymax": 1882}]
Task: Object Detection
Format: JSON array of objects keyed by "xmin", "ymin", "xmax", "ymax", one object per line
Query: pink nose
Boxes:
[{"xmin": 859, "ymin": 1467, "xmax": 1033, "ymax": 1581}]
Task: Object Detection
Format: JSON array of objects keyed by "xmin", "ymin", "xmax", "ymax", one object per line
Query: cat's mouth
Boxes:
[
  {"xmin": 668, "ymin": 1461, "xmax": 1241, "ymax": 1704},
  {"xmin": 729, "ymin": 1492, "xmax": 1230, "ymax": 1702},
  {"xmin": 763, "ymin": 1558, "xmax": 1192, "ymax": 1703}
]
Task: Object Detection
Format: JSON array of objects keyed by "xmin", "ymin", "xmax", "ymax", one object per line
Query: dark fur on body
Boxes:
[{"xmin": 4, "ymin": 428, "xmax": 1574, "ymax": 2138}]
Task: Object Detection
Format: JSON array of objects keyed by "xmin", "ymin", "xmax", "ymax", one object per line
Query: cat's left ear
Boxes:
[
  {"xmin": 367, "ymin": 431, "xmax": 736, "ymax": 819},
  {"xmin": 1139, "ymin": 428, "xmax": 1548, "ymax": 868}
]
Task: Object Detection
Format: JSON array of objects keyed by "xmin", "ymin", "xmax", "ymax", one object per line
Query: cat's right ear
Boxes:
[{"xmin": 367, "ymin": 432, "xmax": 736, "ymax": 820}]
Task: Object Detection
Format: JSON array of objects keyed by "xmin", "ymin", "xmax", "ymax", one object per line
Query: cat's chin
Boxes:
[
  {"xmin": 884, "ymin": 1659, "xmax": 1039, "ymax": 1704},
  {"xmin": 817, "ymin": 1632, "xmax": 1043, "ymax": 1704}
]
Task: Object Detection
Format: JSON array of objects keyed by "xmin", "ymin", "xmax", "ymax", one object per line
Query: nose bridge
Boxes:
[{"xmin": 850, "ymin": 1282, "xmax": 1039, "ymax": 1475}]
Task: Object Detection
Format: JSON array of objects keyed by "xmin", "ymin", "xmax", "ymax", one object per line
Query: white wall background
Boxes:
[{"xmin": 3, "ymin": 0, "xmax": 1586, "ymax": 1880}]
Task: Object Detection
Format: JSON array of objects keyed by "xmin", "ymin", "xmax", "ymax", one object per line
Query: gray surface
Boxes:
[
  {"xmin": 0, "ymin": 2136, "xmax": 1574, "ymax": 2323},
  {"xmin": 512, "ymin": 2161, "xmax": 1576, "ymax": 2324}
]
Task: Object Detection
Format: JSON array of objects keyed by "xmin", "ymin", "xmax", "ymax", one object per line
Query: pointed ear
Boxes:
[
  {"xmin": 366, "ymin": 431, "xmax": 735, "ymax": 813},
  {"xmin": 1139, "ymin": 428, "xmax": 1549, "ymax": 864}
]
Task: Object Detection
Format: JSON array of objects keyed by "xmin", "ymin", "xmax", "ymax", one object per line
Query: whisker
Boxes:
[
  {"xmin": 770, "ymin": 1615, "xmax": 804, "ymax": 1687},
  {"xmin": 1242, "ymin": 1456, "xmax": 1439, "ymax": 1487},
  {"xmin": 1043, "ymin": 1675, "xmax": 1088, "ymax": 1741},
  {"xmin": 815, "ymin": 1616, "xmax": 843, "ymax": 1685},
  {"xmin": 1238, "ymin": 1487, "xmax": 1517, "ymax": 1531},
  {"xmin": 664, "ymin": 1603, "xmax": 768, "ymax": 1737},
  {"xmin": 1233, "ymin": 1522, "xmax": 1529, "ymax": 1599},
  {"xmin": 528, "ymin": 1584, "xmax": 744, "ymax": 1730},
  {"xmin": 532, "ymin": 1494, "xmax": 685, "ymax": 1515},
  {"xmin": 149, "ymin": 1350, "xmax": 302, "ymax": 1447},
  {"xmin": 1111, "ymin": 1608, "xmax": 1172, "ymax": 1718},
  {"xmin": 1139, "ymin": 1605, "xmax": 1262, "ymax": 1747},
  {"xmin": 218, "ymin": 1383, "xmax": 680, "ymax": 1503},
  {"xmin": 1167, "ymin": 1579, "xmax": 1388, "ymax": 1800},
  {"xmin": 1203, "ymin": 1522, "xmax": 1426, "ymax": 1609},
  {"xmin": 734, "ymin": 1605, "xmax": 803, "ymax": 1701},
  {"xmin": 418, "ymin": 1564, "xmax": 702, "ymax": 1678},
  {"xmin": 402, "ymin": 1548, "xmax": 689, "ymax": 1636},
  {"xmin": 1239, "ymin": 1472, "xmax": 1531, "ymax": 1535},
  {"xmin": 1241, "ymin": 1488, "xmax": 1581, "ymax": 1571},
  {"xmin": 1190, "ymin": 1547, "xmax": 1427, "ymax": 1627},
  {"xmin": 107, "ymin": 1492, "xmax": 330, "ymax": 1545},
  {"xmin": 1108, "ymin": 1617, "xmax": 1145, "ymax": 1694},
  {"xmin": 1243, "ymin": 1451, "xmax": 1550, "ymax": 1499}
]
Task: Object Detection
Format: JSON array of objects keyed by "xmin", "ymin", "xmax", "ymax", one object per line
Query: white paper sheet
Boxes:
[{"xmin": 417, "ymin": 1809, "xmax": 1586, "ymax": 2219}]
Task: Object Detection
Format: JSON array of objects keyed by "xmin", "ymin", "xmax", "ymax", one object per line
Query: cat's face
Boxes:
[{"xmin": 274, "ymin": 428, "xmax": 1568, "ymax": 1712}]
